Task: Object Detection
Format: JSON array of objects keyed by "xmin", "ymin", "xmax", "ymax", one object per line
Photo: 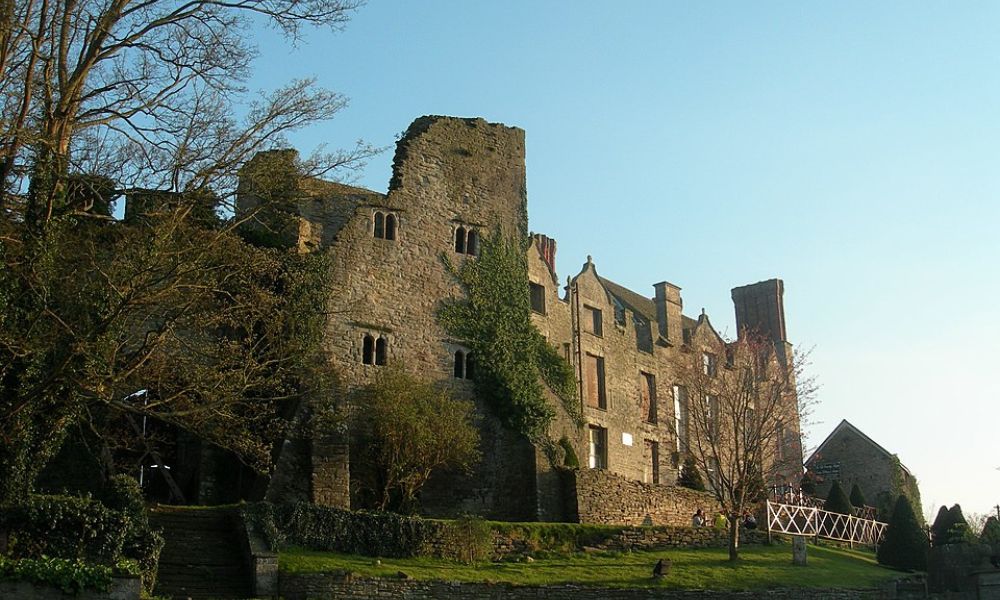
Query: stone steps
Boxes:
[{"xmin": 150, "ymin": 506, "xmax": 252, "ymax": 599}]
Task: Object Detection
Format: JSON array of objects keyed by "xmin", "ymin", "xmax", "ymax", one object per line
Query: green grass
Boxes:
[{"xmin": 280, "ymin": 542, "xmax": 901, "ymax": 590}]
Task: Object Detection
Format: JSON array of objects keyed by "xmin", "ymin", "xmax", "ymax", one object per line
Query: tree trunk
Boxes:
[{"xmin": 729, "ymin": 515, "xmax": 741, "ymax": 561}]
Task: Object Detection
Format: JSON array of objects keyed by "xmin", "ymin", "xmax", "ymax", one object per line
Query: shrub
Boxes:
[
  {"xmin": 930, "ymin": 505, "xmax": 951, "ymax": 547},
  {"xmin": 100, "ymin": 475, "xmax": 164, "ymax": 594},
  {"xmin": 799, "ymin": 473, "xmax": 817, "ymax": 495},
  {"xmin": 0, "ymin": 495, "xmax": 126, "ymax": 563},
  {"xmin": 849, "ymin": 483, "xmax": 867, "ymax": 509},
  {"xmin": 241, "ymin": 502, "xmax": 441, "ymax": 558},
  {"xmin": 558, "ymin": 436, "xmax": 579, "ymax": 468},
  {"xmin": 0, "ymin": 555, "xmax": 133, "ymax": 594},
  {"xmin": 943, "ymin": 504, "xmax": 975, "ymax": 544},
  {"xmin": 823, "ymin": 481, "xmax": 852, "ymax": 515},
  {"xmin": 877, "ymin": 495, "xmax": 928, "ymax": 571},
  {"xmin": 440, "ymin": 515, "xmax": 494, "ymax": 563},
  {"xmin": 678, "ymin": 456, "xmax": 706, "ymax": 491},
  {"xmin": 980, "ymin": 516, "xmax": 1000, "ymax": 552}
]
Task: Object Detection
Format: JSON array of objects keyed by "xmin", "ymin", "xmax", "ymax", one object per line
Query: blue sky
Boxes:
[{"xmin": 251, "ymin": 1, "xmax": 999, "ymax": 517}]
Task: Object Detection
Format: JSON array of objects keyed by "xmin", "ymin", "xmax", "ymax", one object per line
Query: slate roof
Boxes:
[
  {"xmin": 597, "ymin": 276, "xmax": 657, "ymax": 321},
  {"xmin": 806, "ymin": 419, "xmax": 912, "ymax": 477}
]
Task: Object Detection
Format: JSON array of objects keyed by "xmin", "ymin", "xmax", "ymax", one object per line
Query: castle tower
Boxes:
[{"xmin": 731, "ymin": 278, "xmax": 787, "ymax": 343}]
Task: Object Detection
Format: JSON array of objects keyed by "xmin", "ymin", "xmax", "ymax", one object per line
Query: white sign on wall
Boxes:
[{"xmin": 622, "ymin": 432, "xmax": 633, "ymax": 446}]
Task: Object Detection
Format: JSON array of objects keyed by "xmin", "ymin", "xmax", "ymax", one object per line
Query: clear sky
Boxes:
[{"xmin": 250, "ymin": 1, "xmax": 1000, "ymax": 518}]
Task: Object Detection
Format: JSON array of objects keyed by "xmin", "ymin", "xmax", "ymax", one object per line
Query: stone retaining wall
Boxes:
[
  {"xmin": 0, "ymin": 576, "xmax": 140, "ymax": 600},
  {"xmin": 280, "ymin": 573, "xmax": 883, "ymax": 600},
  {"xmin": 568, "ymin": 468, "xmax": 721, "ymax": 527}
]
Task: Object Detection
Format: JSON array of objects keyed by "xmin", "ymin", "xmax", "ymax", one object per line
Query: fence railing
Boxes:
[{"xmin": 766, "ymin": 500, "xmax": 888, "ymax": 547}]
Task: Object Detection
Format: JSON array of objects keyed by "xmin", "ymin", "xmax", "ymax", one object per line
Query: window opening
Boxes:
[
  {"xmin": 529, "ymin": 282, "xmax": 546, "ymax": 314},
  {"xmin": 385, "ymin": 213, "xmax": 397, "ymax": 240},
  {"xmin": 373, "ymin": 212, "xmax": 385, "ymax": 238},
  {"xmin": 375, "ymin": 336, "xmax": 387, "ymax": 366},
  {"xmin": 362, "ymin": 334, "xmax": 375, "ymax": 365},
  {"xmin": 455, "ymin": 226, "xmax": 466, "ymax": 253},
  {"xmin": 588, "ymin": 425, "xmax": 608, "ymax": 469}
]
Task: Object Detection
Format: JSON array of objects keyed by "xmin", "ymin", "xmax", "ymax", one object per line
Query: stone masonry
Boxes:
[{"xmin": 237, "ymin": 115, "xmax": 805, "ymax": 523}]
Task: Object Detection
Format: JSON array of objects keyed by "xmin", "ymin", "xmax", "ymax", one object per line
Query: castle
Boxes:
[{"xmin": 239, "ymin": 116, "xmax": 804, "ymax": 523}]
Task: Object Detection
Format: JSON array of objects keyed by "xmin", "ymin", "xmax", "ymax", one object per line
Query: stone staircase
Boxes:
[{"xmin": 150, "ymin": 506, "xmax": 252, "ymax": 599}]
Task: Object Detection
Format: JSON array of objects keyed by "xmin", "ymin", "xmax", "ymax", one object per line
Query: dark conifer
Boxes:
[
  {"xmin": 824, "ymin": 481, "xmax": 853, "ymax": 515},
  {"xmin": 849, "ymin": 483, "xmax": 867, "ymax": 508},
  {"xmin": 877, "ymin": 495, "xmax": 928, "ymax": 571},
  {"xmin": 678, "ymin": 455, "xmax": 706, "ymax": 491},
  {"xmin": 930, "ymin": 505, "xmax": 950, "ymax": 547}
]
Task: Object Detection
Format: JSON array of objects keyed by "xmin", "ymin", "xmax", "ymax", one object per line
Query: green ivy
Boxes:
[{"xmin": 438, "ymin": 231, "xmax": 579, "ymax": 441}]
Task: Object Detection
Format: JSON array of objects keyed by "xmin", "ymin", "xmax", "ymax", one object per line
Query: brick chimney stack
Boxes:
[{"xmin": 532, "ymin": 234, "xmax": 557, "ymax": 278}]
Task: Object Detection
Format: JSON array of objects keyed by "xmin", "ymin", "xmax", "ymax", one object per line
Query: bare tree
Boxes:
[
  {"xmin": 0, "ymin": 0, "xmax": 374, "ymax": 222},
  {"xmin": 672, "ymin": 330, "xmax": 817, "ymax": 561}
]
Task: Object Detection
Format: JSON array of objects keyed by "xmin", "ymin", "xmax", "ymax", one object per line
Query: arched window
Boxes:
[
  {"xmin": 465, "ymin": 352, "xmax": 475, "ymax": 379},
  {"xmin": 362, "ymin": 334, "xmax": 375, "ymax": 365},
  {"xmin": 373, "ymin": 212, "xmax": 385, "ymax": 238},
  {"xmin": 454, "ymin": 350, "xmax": 465, "ymax": 378},
  {"xmin": 384, "ymin": 213, "xmax": 397, "ymax": 241},
  {"xmin": 455, "ymin": 226, "xmax": 466, "ymax": 253},
  {"xmin": 466, "ymin": 229, "xmax": 478, "ymax": 256},
  {"xmin": 375, "ymin": 336, "xmax": 387, "ymax": 366}
]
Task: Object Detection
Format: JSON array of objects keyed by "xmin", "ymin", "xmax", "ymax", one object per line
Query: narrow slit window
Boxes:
[
  {"xmin": 374, "ymin": 337, "xmax": 387, "ymax": 366},
  {"xmin": 466, "ymin": 229, "xmax": 479, "ymax": 256},
  {"xmin": 454, "ymin": 350, "xmax": 465, "ymax": 378},
  {"xmin": 455, "ymin": 226, "xmax": 466, "ymax": 253},
  {"xmin": 384, "ymin": 213, "xmax": 397, "ymax": 240},
  {"xmin": 373, "ymin": 212, "xmax": 385, "ymax": 238},
  {"xmin": 465, "ymin": 353, "xmax": 474, "ymax": 379},
  {"xmin": 362, "ymin": 334, "xmax": 375, "ymax": 365}
]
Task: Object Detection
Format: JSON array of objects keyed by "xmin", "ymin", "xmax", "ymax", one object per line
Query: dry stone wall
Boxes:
[
  {"xmin": 568, "ymin": 468, "xmax": 720, "ymax": 527},
  {"xmin": 279, "ymin": 573, "xmax": 884, "ymax": 600}
]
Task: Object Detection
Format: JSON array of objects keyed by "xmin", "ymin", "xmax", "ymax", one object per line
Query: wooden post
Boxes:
[{"xmin": 792, "ymin": 536, "xmax": 807, "ymax": 566}]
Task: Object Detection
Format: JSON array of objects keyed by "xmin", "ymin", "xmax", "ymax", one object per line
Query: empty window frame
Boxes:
[
  {"xmin": 702, "ymin": 352, "xmax": 717, "ymax": 377},
  {"xmin": 673, "ymin": 385, "xmax": 688, "ymax": 452},
  {"xmin": 373, "ymin": 211, "xmax": 397, "ymax": 240},
  {"xmin": 529, "ymin": 282, "xmax": 546, "ymax": 314},
  {"xmin": 454, "ymin": 226, "xmax": 479, "ymax": 255},
  {"xmin": 362, "ymin": 334, "xmax": 388, "ymax": 366},
  {"xmin": 584, "ymin": 353, "xmax": 607, "ymax": 409},
  {"xmin": 454, "ymin": 350, "xmax": 474, "ymax": 380},
  {"xmin": 706, "ymin": 394, "xmax": 719, "ymax": 438},
  {"xmin": 640, "ymin": 372, "xmax": 657, "ymax": 423},
  {"xmin": 644, "ymin": 439, "xmax": 660, "ymax": 484},
  {"xmin": 584, "ymin": 305, "xmax": 603, "ymax": 336},
  {"xmin": 588, "ymin": 425, "xmax": 608, "ymax": 469}
]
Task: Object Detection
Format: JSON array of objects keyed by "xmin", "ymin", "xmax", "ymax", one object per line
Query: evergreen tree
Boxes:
[
  {"xmin": 944, "ymin": 504, "xmax": 973, "ymax": 544},
  {"xmin": 930, "ymin": 505, "xmax": 951, "ymax": 547},
  {"xmin": 849, "ymin": 483, "xmax": 867, "ymax": 508},
  {"xmin": 824, "ymin": 481, "xmax": 853, "ymax": 515},
  {"xmin": 980, "ymin": 516, "xmax": 1000, "ymax": 552},
  {"xmin": 678, "ymin": 455, "xmax": 706, "ymax": 491},
  {"xmin": 877, "ymin": 495, "xmax": 928, "ymax": 571}
]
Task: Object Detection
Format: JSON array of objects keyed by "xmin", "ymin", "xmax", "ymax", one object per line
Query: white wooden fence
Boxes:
[{"xmin": 766, "ymin": 500, "xmax": 888, "ymax": 546}]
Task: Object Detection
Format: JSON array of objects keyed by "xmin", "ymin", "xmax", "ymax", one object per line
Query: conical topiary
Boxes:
[
  {"xmin": 980, "ymin": 516, "xmax": 1000, "ymax": 552},
  {"xmin": 849, "ymin": 483, "xmax": 867, "ymax": 509},
  {"xmin": 944, "ymin": 504, "xmax": 973, "ymax": 544},
  {"xmin": 824, "ymin": 481, "xmax": 853, "ymax": 515},
  {"xmin": 877, "ymin": 494, "xmax": 928, "ymax": 571},
  {"xmin": 930, "ymin": 505, "xmax": 950, "ymax": 547},
  {"xmin": 678, "ymin": 455, "xmax": 706, "ymax": 491}
]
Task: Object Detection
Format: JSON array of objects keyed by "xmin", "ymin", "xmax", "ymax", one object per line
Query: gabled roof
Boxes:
[
  {"xmin": 806, "ymin": 419, "xmax": 912, "ymax": 477},
  {"xmin": 598, "ymin": 276, "xmax": 657, "ymax": 322}
]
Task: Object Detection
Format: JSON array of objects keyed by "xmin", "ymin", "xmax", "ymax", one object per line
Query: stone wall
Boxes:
[
  {"xmin": 279, "ymin": 573, "xmax": 883, "ymax": 600},
  {"xmin": 0, "ymin": 577, "xmax": 139, "ymax": 600},
  {"xmin": 568, "ymin": 468, "xmax": 720, "ymax": 527}
]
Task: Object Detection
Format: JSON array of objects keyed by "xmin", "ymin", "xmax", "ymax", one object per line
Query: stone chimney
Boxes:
[
  {"xmin": 653, "ymin": 281, "xmax": 683, "ymax": 345},
  {"xmin": 533, "ymin": 233, "xmax": 557, "ymax": 278}
]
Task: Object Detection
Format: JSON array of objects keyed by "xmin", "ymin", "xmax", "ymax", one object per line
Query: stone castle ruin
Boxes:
[{"xmin": 237, "ymin": 116, "xmax": 804, "ymax": 524}]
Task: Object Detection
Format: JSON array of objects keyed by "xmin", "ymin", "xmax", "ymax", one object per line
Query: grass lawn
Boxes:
[{"xmin": 280, "ymin": 542, "xmax": 901, "ymax": 590}]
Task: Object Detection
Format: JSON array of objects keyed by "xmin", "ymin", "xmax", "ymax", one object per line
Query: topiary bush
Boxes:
[
  {"xmin": 823, "ymin": 481, "xmax": 853, "ymax": 515},
  {"xmin": 930, "ymin": 505, "xmax": 951, "ymax": 547},
  {"xmin": 943, "ymin": 504, "xmax": 975, "ymax": 544},
  {"xmin": 849, "ymin": 483, "xmax": 867, "ymax": 509},
  {"xmin": 980, "ymin": 516, "xmax": 1000, "ymax": 553},
  {"xmin": 678, "ymin": 456, "xmax": 706, "ymax": 491},
  {"xmin": 877, "ymin": 494, "xmax": 928, "ymax": 571},
  {"xmin": 558, "ymin": 436, "xmax": 580, "ymax": 468}
]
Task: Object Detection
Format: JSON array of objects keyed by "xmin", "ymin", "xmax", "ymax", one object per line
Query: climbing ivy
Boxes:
[{"xmin": 439, "ymin": 231, "xmax": 579, "ymax": 440}]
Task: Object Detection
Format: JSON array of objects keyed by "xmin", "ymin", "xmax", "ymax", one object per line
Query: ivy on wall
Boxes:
[{"xmin": 439, "ymin": 231, "xmax": 579, "ymax": 441}]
